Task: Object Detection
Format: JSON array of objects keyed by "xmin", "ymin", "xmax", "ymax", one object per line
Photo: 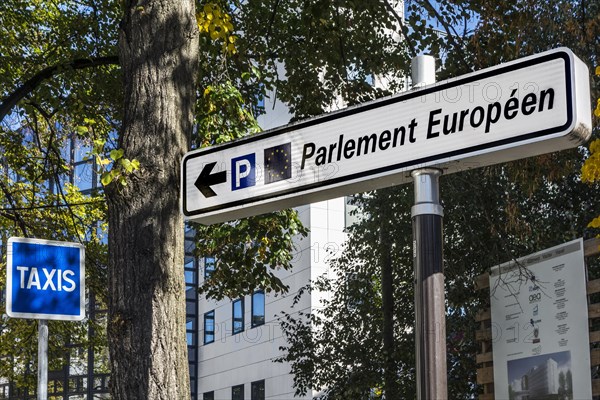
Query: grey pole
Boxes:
[
  {"xmin": 411, "ymin": 56, "xmax": 448, "ymax": 400},
  {"xmin": 37, "ymin": 319, "xmax": 48, "ymax": 400}
]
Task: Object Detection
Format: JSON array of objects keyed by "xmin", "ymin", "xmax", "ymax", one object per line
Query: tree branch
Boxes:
[
  {"xmin": 382, "ymin": 0, "xmax": 417, "ymax": 58},
  {"xmin": 0, "ymin": 180, "xmax": 31, "ymax": 236},
  {"xmin": 0, "ymin": 55, "xmax": 119, "ymax": 123},
  {"xmin": 418, "ymin": 0, "xmax": 471, "ymax": 71}
]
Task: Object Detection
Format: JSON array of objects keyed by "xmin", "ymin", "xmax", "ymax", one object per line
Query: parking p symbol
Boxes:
[{"xmin": 231, "ymin": 153, "xmax": 256, "ymax": 191}]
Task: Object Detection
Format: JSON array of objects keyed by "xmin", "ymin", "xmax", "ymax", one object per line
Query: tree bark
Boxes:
[{"xmin": 106, "ymin": 1, "xmax": 198, "ymax": 399}]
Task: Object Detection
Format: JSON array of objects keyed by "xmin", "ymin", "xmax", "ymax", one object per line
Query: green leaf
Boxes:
[
  {"xmin": 121, "ymin": 158, "xmax": 133, "ymax": 173},
  {"xmin": 101, "ymin": 169, "xmax": 119, "ymax": 186},
  {"xmin": 110, "ymin": 149, "xmax": 124, "ymax": 161},
  {"xmin": 100, "ymin": 172, "xmax": 113, "ymax": 186}
]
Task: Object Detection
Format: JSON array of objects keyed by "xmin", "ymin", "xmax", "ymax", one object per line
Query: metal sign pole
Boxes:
[
  {"xmin": 38, "ymin": 319, "xmax": 48, "ymax": 400},
  {"xmin": 6, "ymin": 238, "xmax": 85, "ymax": 400},
  {"xmin": 411, "ymin": 56, "xmax": 448, "ymax": 399}
]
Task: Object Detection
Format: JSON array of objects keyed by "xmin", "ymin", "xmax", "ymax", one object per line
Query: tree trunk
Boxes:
[
  {"xmin": 106, "ymin": 1, "xmax": 198, "ymax": 399},
  {"xmin": 378, "ymin": 189, "xmax": 400, "ymax": 399}
]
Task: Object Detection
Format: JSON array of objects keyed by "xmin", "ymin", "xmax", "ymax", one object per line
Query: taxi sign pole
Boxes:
[
  {"xmin": 6, "ymin": 237, "xmax": 85, "ymax": 400},
  {"xmin": 411, "ymin": 55, "xmax": 448, "ymax": 399},
  {"xmin": 38, "ymin": 319, "xmax": 48, "ymax": 400}
]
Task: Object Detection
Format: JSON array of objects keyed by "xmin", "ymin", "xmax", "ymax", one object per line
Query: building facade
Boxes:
[{"xmin": 196, "ymin": 198, "xmax": 349, "ymax": 400}]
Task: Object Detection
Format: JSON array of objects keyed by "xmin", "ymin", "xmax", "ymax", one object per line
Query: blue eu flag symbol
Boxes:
[{"xmin": 264, "ymin": 143, "xmax": 291, "ymax": 184}]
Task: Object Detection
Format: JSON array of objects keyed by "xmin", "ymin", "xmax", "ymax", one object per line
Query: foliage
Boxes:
[
  {"xmin": 196, "ymin": 209, "xmax": 308, "ymax": 300},
  {"xmin": 582, "ymin": 66, "xmax": 600, "ymax": 235},
  {"xmin": 197, "ymin": 2, "xmax": 238, "ymax": 54},
  {"xmin": 275, "ymin": 1, "xmax": 600, "ymax": 398},
  {"xmin": 0, "ymin": 0, "xmax": 118, "ymax": 390},
  {"xmin": 1, "ymin": 0, "xmax": 599, "ymax": 397},
  {"xmin": 0, "ymin": 127, "xmax": 108, "ymax": 387},
  {"xmin": 191, "ymin": 4, "xmax": 310, "ymax": 299},
  {"xmin": 583, "ymin": 139, "xmax": 600, "ymax": 186},
  {"xmin": 277, "ymin": 189, "xmax": 417, "ymax": 399},
  {"xmin": 195, "ymin": 80, "xmax": 261, "ymax": 148}
]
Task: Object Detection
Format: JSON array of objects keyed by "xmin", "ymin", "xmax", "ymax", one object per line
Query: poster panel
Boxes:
[{"xmin": 489, "ymin": 238, "xmax": 591, "ymax": 399}]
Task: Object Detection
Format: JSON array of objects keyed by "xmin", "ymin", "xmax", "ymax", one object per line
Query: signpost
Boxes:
[
  {"xmin": 181, "ymin": 47, "xmax": 592, "ymax": 398},
  {"xmin": 182, "ymin": 47, "xmax": 591, "ymax": 225},
  {"xmin": 6, "ymin": 237, "xmax": 85, "ymax": 400}
]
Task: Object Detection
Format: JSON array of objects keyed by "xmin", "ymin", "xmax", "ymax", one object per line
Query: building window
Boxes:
[
  {"xmin": 232, "ymin": 384, "xmax": 244, "ymax": 400},
  {"xmin": 251, "ymin": 380, "xmax": 265, "ymax": 400},
  {"xmin": 203, "ymin": 256, "xmax": 216, "ymax": 279},
  {"xmin": 203, "ymin": 391, "xmax": 214, "ymax": 400},
  {"xmin": 251, "ymin": 290, "xmax": 265, "ymax": 327},
  {"xmin": 204, "ymin": 311, "xmax": 215, "ymax": 344},
  {"xmin": 232, "ymin": 298, "xmax": 244, "ymax": 334},
  {"xmin": 184, "ymin": 240, "xmax": 199, "ymax": 400}
]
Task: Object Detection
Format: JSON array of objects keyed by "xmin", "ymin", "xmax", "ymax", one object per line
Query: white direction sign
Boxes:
[{"xmin": 182, "ymin": 48, "xmax": 591, "ymax": 224}]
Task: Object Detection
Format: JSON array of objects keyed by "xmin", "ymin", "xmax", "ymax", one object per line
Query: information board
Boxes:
[{"xmin": 489, "ymin": 239, "xmax": 591, "ymax": 399}]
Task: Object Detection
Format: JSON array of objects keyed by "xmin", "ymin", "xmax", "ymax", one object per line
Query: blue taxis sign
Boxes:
[{"xmin": 6, "ymin": 237, "xmax": 85, "ymax": 321}]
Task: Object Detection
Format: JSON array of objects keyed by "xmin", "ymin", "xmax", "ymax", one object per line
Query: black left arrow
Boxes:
[{"xmin": 194, "ymin": 162, "xmax": 227, "ymax": 198}]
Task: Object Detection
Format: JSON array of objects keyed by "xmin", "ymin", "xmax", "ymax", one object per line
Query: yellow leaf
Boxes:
[
  {"xmin": 588, "ymin": 215, "xmax": 600, "ymax": 229},
  {"xmin": 581, "ymin": 152, "xmax": 600, "ymax": 183},
  {"xmin": 596, "ymin": 66, "xmax": 600, "ymax": 76},
  {"xmin": 590, "ymin": 139, "xmax": 600, "ymax": 154}
]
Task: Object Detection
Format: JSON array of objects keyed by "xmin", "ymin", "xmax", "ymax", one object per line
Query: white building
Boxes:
[
  {"xmin": 196, "ymin": 198, "xmax": 349, "ymax": 400},
  {"xmin": 521, "ymin": 358, "xmax": 560, "ymax": 397},
  {"xmin": 194, "ymin": 59, "xmax": 367, "ymax": 399}
]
